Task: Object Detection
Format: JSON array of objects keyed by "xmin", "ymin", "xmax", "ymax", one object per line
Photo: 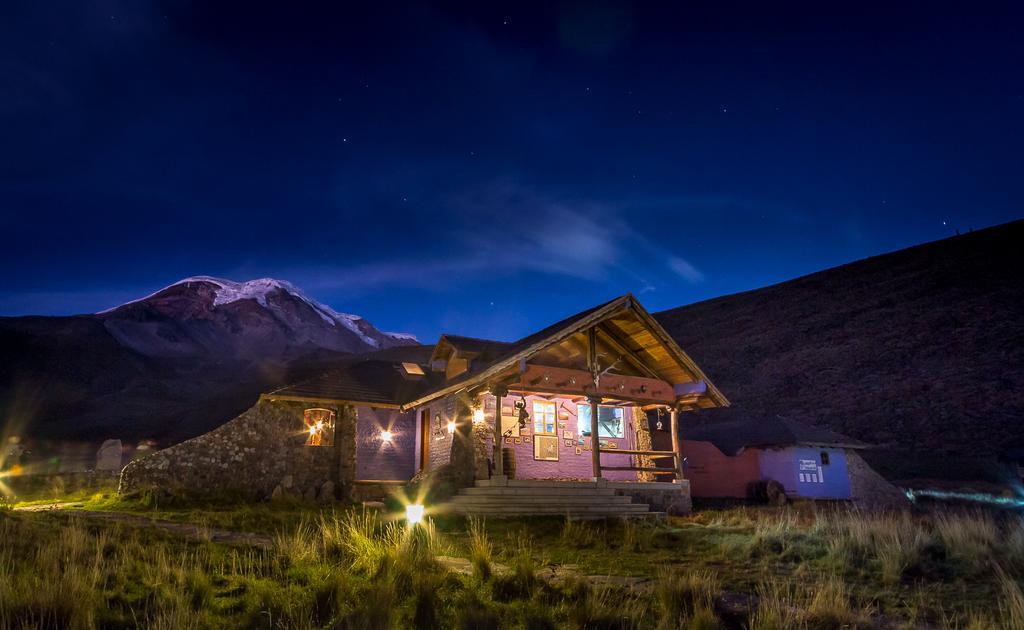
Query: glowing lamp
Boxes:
[
  {"xmin": 308, "ymin": 425, "xmax": 318, "ymax": 436},
  {"xmin": 473, "ymin": 408, "xmax": 485, "ymax": 424},
  {"xmin": 447, "ymin": 420, "xmax": 456, "ymax": 434},
  {"xmin": 405, "ymin": 503, "xmax": 425, "ymax": 525},
  {"xmin": 380, "ymin": 430, "xmax": 393, "ymax": 442}
]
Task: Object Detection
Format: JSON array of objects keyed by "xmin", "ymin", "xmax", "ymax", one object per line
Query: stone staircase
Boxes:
[{"xmin": 442, "ymin": 478, "xmax": 661, "ymax": 518}]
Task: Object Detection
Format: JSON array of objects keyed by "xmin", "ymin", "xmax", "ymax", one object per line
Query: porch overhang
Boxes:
[{"xmin": 399, "ymin": 294, "xmax": 729, "ymax": 412}]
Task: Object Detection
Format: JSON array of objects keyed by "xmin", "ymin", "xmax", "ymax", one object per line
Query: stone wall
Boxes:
[
  {"xmin": 119, "ymin": 399, "xmax": 357, "ymax": 501},
  {"xmin": 609, "ymin": 480, "xmax": 692, "ymax": 515},
  {"xmin": 846, "ymin": 450, "xmax": 910, "ymax": 510}
]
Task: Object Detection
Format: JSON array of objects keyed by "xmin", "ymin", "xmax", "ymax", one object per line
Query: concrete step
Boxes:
[
  {"xmin": 446, "ymin": 503, "xmax": 651, "ymax": 515},
  {"xmin": 450, "ymin": 495, "xmax": 637, "ymax": 506},
  {"xmin": 461, "ymin": 486, "xmax": 618, "ymax": 497},
  {"xmin": 450, "ymin": 499, "xmax": 649, "ymax": 510},
  {"xmin": 475, "ymin": 479, "xmax": 604, "ymax": 489}
]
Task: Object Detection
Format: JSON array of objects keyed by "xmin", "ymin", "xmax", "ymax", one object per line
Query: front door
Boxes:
[{"xmin": 419, "ymin": 409, "xmax": 430, "ymax": 472}]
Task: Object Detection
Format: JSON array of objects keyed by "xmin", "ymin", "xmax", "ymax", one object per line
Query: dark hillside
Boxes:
[{"xmin": 656, "ymin": 220, "xmax": 1024, "ymax": 477}]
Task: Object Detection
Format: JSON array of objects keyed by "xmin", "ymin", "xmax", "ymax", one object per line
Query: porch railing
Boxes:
[{"xmin": 597, "ymin": 448, "xmax": 682, "ymax": 480}]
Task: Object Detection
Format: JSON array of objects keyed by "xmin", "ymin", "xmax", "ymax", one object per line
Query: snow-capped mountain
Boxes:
[
  {"xmin": 97, "ymin": 276, "xmax": 417, "ymax": 359},
  {"xmin": 0, "ymin": 277, "xmax": 417, "ymax": 444}
]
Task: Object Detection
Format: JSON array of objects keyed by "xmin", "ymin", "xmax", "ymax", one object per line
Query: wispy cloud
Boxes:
[
  {"xmin": 290, "ymin": 180, "xmax": 713, "ymax": 296},
  {"xmin": 667, "ymin": 256, "xmax": 705, "ymax": 283}
]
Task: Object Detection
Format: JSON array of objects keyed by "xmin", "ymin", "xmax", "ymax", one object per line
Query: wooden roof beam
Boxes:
[{"xmin": 595, "ymin": 322, "xmax": 663, "ymax": 381}]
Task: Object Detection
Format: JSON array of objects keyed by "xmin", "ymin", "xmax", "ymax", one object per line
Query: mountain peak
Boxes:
[{"xmin": 95, "ymin": 275, "xmax": 417, "ymax": 358}]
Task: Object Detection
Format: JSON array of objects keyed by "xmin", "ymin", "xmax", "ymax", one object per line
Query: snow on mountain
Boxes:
[{"xmin": 96, "ymin": 276, "xmax": 417, "ymax": 358}]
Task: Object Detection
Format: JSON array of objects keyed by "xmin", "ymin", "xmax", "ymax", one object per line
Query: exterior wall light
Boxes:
[
  {"xmin": 380, "ymin": 430, "xmax": 393, "ymax": 442},
  {"xmin": 473, "ymin": 408, "xmax": 485, "ymax": 424},
  {"xmin": 447, "ymin": 420, "xmax": 456, "ymax": 434},
  {"xmin": 406, "ymin": 503, "xmax": 425, "ymax": 525}
]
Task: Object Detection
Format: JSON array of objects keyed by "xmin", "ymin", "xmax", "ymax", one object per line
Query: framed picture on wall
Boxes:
[
  {"xmin": 575, "ymin": 447, "xmax": 582, "ymax": 455},
  {"xmin": 514, "ymin": 437, "xmax": 522, "ymax": 445},
  {"xmin": 504, "ymin": 437, "xmax": 513, "ymax": 445},
  {"xmin": 523, "ymin": 436, "xmax": 531, "ymax": 443},
  {"xmin": 534, "ymin": 435, "xmax": 559, "ymax": 461},
  {"xmin": 564, "ymin": 439, "xmax": 573, "ymax": 447},
  {"xmin": 562, "ymin": 430, "xmax": 573, "ymax": 439},
  {"xmin": 500, "ymin": 414, "xmax": 521, "ymax": 438}
]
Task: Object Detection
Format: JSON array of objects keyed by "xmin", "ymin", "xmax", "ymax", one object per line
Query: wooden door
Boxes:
[{"xmin": 419, "ymin": 409, "xmax": 430, "ymax": 472}]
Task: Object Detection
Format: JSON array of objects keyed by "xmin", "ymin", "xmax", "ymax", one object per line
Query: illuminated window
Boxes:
[
  {"xmin": 577, "ymin": 404, "xmax": 624, "ymax": 438},
  {"xmin": 304, "ymin": 408, "xmax": 336, "ymax": 446},
  {"xmin": 533, "ymin": 401, "xmax": 556, "ymax": 435},
  {"xmin": 401, "ymin": 362, "xmax": 425, "ymax": 376}
]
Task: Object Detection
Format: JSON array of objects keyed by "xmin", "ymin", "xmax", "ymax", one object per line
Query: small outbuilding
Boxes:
[{"xmin": 682, "ymin": 414, "xmax": 868, "ymax": 501}]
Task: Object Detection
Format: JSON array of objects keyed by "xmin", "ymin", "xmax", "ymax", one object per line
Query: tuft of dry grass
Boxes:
[
  {"xmin": 467, "ymin": 517, "xmax": 493, "ymax": 581},
  {"xmin": 655, "ymin": 568, "xmax": 721, "ymax": 629},
  {"xmin": 749, "ymin": 574, "xmax": 866, "ymax": 630}
]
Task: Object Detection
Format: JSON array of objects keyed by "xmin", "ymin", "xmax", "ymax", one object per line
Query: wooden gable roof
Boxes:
[{"xmin": 400, "ymin": 294, "xmax": 729, "ymax": 410}]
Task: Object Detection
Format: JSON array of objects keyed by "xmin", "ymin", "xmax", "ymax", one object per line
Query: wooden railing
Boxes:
[{"xmin": 597, "ymin": 448, "xmax": 682, "ymax": 480}]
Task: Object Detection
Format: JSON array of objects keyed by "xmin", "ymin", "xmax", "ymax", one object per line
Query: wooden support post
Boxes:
[
  {"xmin": 587, "ymin": 327, "xmax": 602, "ymax": 481},
  {"xmin": 670, "ymin": 406, "xmax": 685, "ymax": 482},
  {"xmin": 489, "ymin": 385, "xmax": 508, "ymax": 478},
  {"xmin": 589, "ymin": 395, "xmax": 602, "ymax": 480}
]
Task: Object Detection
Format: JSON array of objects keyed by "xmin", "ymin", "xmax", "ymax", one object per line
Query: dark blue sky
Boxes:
[{"xmin": 2, "ymin": 2, "xmax": 1021, "ymax": 341}]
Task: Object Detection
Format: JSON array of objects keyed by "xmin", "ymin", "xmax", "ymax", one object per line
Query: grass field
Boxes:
[{"xmin": 2, "ymin": 487, "xmax": 1024, "ymax": 629}]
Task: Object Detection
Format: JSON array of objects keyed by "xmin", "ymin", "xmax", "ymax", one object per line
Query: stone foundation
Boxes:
[
  {"xmin": 610, "ymin": 480, "xmax": 693, "ymax": 515},
  {"xmin": 119, "ymin": 399, "xmax": 357, "ymax": 501}
]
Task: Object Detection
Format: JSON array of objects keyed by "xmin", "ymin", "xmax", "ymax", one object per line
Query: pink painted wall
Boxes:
[
  {"xmin": 480, "ymin": 394, "xmax": 643, "ymax": 481},
  {"xmin": 682, "ymin": 440, "xmax": 760, "ymax": 498}
]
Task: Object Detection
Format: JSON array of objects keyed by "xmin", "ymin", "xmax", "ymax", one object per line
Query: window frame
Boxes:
[
  {"xmin": 576, "ymin": 404, "xmax": 625, "ymax": 439},
  {"xmin": 304, "ymin": 408, "xmax": 336, "ymax": 447},
  {"xmin": 532, "ymin": 400, "xmax": 557, "ymax": 435}
]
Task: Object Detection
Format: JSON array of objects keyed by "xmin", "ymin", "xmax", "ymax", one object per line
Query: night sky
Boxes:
[{"xmin": 2, "ymin": 2, "xmax": 1022, "ymax": 342}]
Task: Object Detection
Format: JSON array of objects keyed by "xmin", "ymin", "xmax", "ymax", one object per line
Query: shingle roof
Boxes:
[
  {"xmin": 437, "ymin": 335, "xmax": 513, "ymax": 358},
  {"xmin": 684, "ymin": 409, "xmax": 868, "ymax": 455},
  {"xmin": 265, "ymin": 345, "xmax": 441, "ymax": 407}
]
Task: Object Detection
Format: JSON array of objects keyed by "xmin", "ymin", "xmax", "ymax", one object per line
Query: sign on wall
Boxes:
[{"xmin": 797, "ymin": 458, "xmax": 824, "ymax": 483}]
